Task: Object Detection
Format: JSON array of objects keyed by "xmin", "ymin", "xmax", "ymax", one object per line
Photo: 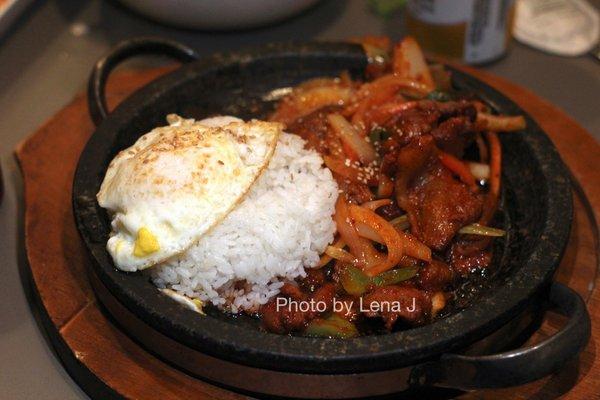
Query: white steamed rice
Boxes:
[{"xmin": 150, "ymin": 132, "xmax": 338, "ymax": 313}]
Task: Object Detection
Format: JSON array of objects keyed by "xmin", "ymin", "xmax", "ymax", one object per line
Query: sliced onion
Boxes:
[
  {"xmin": 468, "ymin": 162, "xmax": 490, "ymax": 181},
  {"xmin": 328, "ymin": 113, "xmax": 377, "ymax": 164},
  {"xmin": 354, "ymin": 221, "xmax": 384, "ymax": 243},
  {"xmin": 346, "ymin": 74, "xmax": 429, "ymax": 121},
  {"xmin": 476, "ymin": 113, "xmax": 526, "ymax": 132},
  {"xmin": 396, "ymin": 230, "xmax": 432, "ymax": 262},
  {"xmin": 318, "ymin": 238, "xmax": 345, "ymax": 267},
  {"xmin": 355, "ymin": 217, "xmax": 431, "ymax": 266},
  {"xmin": 334, "ymin": 196, "xmax": 380, "ymax": 268},
  {"xmin": 270, "ymin": 85, "xmax": 354, "ymax": 126},
  {"xmin": 361, "ymin": 198, "xmax": 392, "ymax": 211},
  {"xmin": 364, "ymin": 75, "xmax": 431, "ymax": 99},
  {"xmin": 348, "ymin": 205, "xmax": 404, "ymax": 277},
  {"xmin": 324, "ymin": 245, "xmax": 357, "ymax": 264},
  {"xmin": 295, "ymin": 77, "xmax": 346, "ymax": 91},
  {"xmin": 392, "ymin": 37, "xmax": 435, "ymax": 92},
  {"xmin": 388, "ymin": 216, "xmax": 432, "ymax": 261}
]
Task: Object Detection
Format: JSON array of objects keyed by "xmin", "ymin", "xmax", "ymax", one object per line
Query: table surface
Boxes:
[{"xmin": 0, "ymin": 1, "xmax": 598, "ymax": 399}]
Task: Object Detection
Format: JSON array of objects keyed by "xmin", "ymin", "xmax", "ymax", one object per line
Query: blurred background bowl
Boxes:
[{"xmin": 117, "ymin": 0, "xmax": 323, "ymax": 30}]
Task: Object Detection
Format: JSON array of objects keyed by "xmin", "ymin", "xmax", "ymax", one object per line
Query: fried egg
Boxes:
[{"xmin": 97, "ymin": 115, "xmax": 281, "ymax": 271}]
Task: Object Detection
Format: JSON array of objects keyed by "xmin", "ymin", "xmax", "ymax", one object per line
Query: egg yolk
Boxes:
[
  {"xmin": 133, "ymin": 227, "xmax": 160, "ymax": 257},
  {"xmin": 192, "ymin": 299, "xmax": 205, "ymax": 315}
]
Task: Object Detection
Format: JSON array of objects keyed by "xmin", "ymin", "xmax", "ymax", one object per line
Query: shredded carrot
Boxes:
[
  {"xmin": 439, "ymin": 151, "xmax": 477, "ymax": 190},
  {"xmin": 475, "ymin": 133, "xmax": 489, "ymax": 163},
  {"xmin": 480, "ymin": 132, "xmax": 502, "ymax": 224}
]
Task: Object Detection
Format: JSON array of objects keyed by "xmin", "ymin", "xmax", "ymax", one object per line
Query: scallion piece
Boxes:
[
  {"xmin": 389, "ymin": 214, "xmax": 410, "ymax": 231},
  {"xmin": 305, "ymin": 315, "xmax": 359, "ymax": 339},
  {"xmin": 459, "ymin": 223, "xmax": 505, "ymax": 237},
  {"xmin": 426, "ymin": 90, "xmax": 452, "ymax": 102},
  {"xmin": 340, "ymin": 266, "xmax": 371, "ymax": 296},
  {"xmin": 369, "ymin": 127, "xmax": 391, "ymax": 144},
  {"xmin": 372, "ymin": 267, "xmax": 418, "ymax": 286}
]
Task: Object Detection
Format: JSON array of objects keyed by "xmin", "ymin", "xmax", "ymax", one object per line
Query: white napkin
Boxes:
[{"xmin": 514, "ymin": 0, "xmax": 599, "ymax": 56}]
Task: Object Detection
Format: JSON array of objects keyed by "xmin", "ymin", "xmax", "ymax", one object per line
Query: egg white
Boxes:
[{"xmin": 97, "ymin": 115, "xmax": 281, "ymax": 271}]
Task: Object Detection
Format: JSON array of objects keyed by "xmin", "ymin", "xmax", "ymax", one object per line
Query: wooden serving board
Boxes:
[{"xmin": 16, "ymin": 66, "xmax": 599, "ymax": 400}]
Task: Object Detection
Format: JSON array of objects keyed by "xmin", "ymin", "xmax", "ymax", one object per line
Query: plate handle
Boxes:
[
  {"xmin": 411, "ymin": 282, "xmax": 590, "ymax": 389},
  {"xmin": 87, "ymin": 37, "xmax": 199, "ymax": 126}
]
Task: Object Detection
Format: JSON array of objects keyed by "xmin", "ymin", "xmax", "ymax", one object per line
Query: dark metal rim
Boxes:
[
  {"xmin": 73, "ymin": 40, "xmax": 574, "ymax": 375},
  {"xmin": 90, "ymin": 266, "xmax": 592, "ymax": 396}
]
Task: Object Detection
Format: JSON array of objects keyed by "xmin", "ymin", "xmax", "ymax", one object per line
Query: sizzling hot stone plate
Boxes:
[{"xmin": 73, "ymin": 39, "xmax": 588, "ymax": 396}]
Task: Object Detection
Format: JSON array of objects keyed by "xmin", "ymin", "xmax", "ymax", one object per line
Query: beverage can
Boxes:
[{"xmin": 406, "ymin": 0, "xmax": 516, "ymax": 64}]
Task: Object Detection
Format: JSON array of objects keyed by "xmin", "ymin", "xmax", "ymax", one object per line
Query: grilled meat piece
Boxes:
[
  {"xmin": 417, "ymin": 259, "xmax": 455, "ymax": 291},
  {"xmin": 447, "ymin": 237, "xmax": 493, "ymax": 275},
  {"xmin": 392, "ymin": 135, "xmax": 482, "ymax": 250},
  {"xmin": 260, "ymin": 282, "xmax": 335, "ymax": 334},
  {"xmin": 382, "ymin": 100, "xmax": 476, "ymax": 156},
  {"xmin": 362, "ymin": 286, "xmax": 432, "ymax": 330},
  {"xmin": 286, "ymin": 105, "xmax": 343, "ymax": 155},
  {"xmin": 405, "ymin": 163, "xmax": 483, "ymax": 250}
]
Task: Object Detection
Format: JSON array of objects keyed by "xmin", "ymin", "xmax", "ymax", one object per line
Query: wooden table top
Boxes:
[{"xmin": 15, "ymin": 66, "xmax": 600, "ymax": 399}]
